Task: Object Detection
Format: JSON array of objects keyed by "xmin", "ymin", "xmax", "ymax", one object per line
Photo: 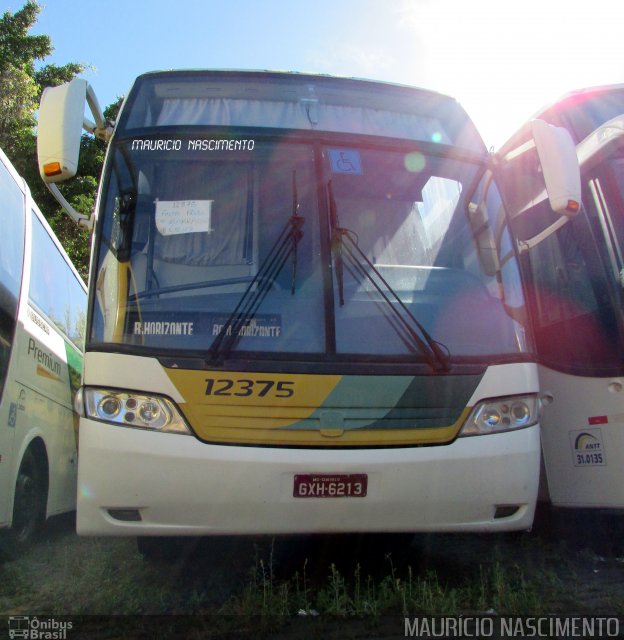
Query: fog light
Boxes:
[
  {"xmin": 494, "ymin": 505, "xmax": 521, "ymax": 519},
  {"xmin": 107, "ymin": 508, "xmax": 142, "ymax": 522}
]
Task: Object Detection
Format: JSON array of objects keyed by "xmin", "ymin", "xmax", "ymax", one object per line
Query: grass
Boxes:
[
  {"xmin": 221, "ymin": 552, "xmax": 550, "ymax": 620},
  {"xmin": 1, "ymin": 512, "xmax": 623, "ymax": 639}
]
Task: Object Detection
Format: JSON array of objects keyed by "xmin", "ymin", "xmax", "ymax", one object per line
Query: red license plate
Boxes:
[{"xmin": 293, "ymin": 473, "xmax": 368, "ymax": 498}]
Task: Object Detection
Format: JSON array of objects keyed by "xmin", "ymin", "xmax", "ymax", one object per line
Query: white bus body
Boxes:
[
  {"xmin": 502, "ymin": 86, "xmax": 624, "ymax": 509},
  {"xmin": 0, "ymin": 146, "xmax": 87, "ymax": 553},
  {"xmin": 36, "ymin": 71, "xmax": 579, "ymax": 543}
]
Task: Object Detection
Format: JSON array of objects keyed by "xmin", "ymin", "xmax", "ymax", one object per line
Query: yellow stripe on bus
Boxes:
[
  {"xmin": 172, "ymin": 415, "xmax": 468, "ymax": 447},
  {"xmin": 167, "ymin": 369, "xmax": 340, "ymax": 407},
  {"xmin": 36, "ymin": 363, "xmax": 62, "ymax": 382},
  {"xmin": 165, "ymin": 367, "xmax": 469, "ymax": 446}
]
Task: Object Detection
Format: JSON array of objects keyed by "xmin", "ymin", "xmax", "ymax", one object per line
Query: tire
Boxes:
[{"xmin": 0, "ymin": 448, "xmax": 47, "ymax": 559}]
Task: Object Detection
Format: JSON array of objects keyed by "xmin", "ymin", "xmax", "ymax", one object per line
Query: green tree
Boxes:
[
  {"xmin": 0, "ymin": 1, "xmax": 121, "ymax": 278},
  {"xmin": 0, "ymin": 1, "xmax": 45, "ymax": 157},
  {"xmin": 0, "ymin": 1, "xmax": 83, "ymax": 169}
]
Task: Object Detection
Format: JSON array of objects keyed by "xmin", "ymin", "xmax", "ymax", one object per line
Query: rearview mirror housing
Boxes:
[
  {"xmin": 531, "ymin": 119, "xmax": 581, "ymax": 217},
  {"xmin": 37, "ymin": 78, "xmax": 88, "ymax": 183}
]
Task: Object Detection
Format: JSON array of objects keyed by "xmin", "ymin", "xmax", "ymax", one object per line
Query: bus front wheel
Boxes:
[{"xmin": 1, "ymin": 448, "xmax": 47, "ymax": 558}]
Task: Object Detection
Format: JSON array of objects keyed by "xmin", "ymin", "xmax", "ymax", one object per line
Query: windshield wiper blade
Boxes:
[
  {"xmin": 290, "ymin": 170, "xmax": 304, "ymax": 294},
  {"xmin": 343, "ymin": 237, "xmax": 450, "ymax": 371},
  {"xmin": 327, "ymin": 182, "xmax": 450, "ymax": 372},
  {"xmin": 328, "ymin": 180, "xmax": 345, "ymax": 306},
  {"xmin": 208, "ymin": 174, "xmax": 304, "ymax": 363}
]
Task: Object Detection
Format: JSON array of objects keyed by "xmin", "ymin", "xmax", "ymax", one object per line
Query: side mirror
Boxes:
[
  {"xmin": 36, "ymin": 78, "xmax": 112, "ymax": 229},
  {"xmin": 531, "ymin": 119, "xmax": 581, "ymax": 217},
  {"xmin": 37, "ymin": 79, "xmax": 89, "ymax": 183},
  {"xmin": 498, "ymin": 119, "xmax": 582, "ymax": 253}
]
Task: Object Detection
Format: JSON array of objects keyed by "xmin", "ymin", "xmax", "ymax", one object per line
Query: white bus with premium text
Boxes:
[{"xmin": 0, "ymin": 146, "xmax": 86, "ymax": 557}]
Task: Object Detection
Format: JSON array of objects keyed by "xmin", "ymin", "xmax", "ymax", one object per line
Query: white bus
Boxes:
[
  {"xmin": 501, "ymin": 86, "xmax": 624, "ymax": 509},
  {"xmin": 0, "ymin": 146, "xmax": 87, "ymax": 556},
  {"xmin": 35, "ymin": 71, "xmax": 580, "ymax": 555}
]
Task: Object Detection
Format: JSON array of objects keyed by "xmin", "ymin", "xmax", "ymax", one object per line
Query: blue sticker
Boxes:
[{"xmin": 329, "ymin": 149, "xmax": 363, "ymax": 175}]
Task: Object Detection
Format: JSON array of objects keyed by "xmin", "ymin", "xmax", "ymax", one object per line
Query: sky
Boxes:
[{"xmin": 6, "ymin": 0, "xmax": 624, "ymax": 149}]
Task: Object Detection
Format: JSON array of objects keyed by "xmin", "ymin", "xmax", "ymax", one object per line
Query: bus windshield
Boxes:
[
  {"xmin": 538, "ymin": 86, "xmax": 624, "ymax": 143},
  {"xmin": 91, "ymin": 134, "xmax": 527, "ymax": 362}
]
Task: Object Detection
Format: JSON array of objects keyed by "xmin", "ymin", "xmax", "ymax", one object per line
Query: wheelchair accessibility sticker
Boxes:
[{"xmin": 329, "ymin": 149, "xmax": 363, "ymax": 175}]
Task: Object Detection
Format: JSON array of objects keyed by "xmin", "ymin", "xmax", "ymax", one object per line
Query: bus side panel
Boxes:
[
  {"xmin": 0, "ymin": 351, "xmax": 19, "ymax": 527},
  {"xmin": 540, "ymin": 365, "xmax": 624, "ymax": 508},
  {"xmin": 0, "ymin": 147, "xmax": 85, "ymax": 536},
  {"xmin": 0, "ymin": 152, "xmax": 26, "ymax": 529},
  {"xmin": 10, "ymin": 304, "xmax": 78, "ymax": 518}
]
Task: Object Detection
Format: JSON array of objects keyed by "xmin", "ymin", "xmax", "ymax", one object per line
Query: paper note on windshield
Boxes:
[{"xmin": 155, "ymin": 200, "xmax": 213, "ymax": 236}]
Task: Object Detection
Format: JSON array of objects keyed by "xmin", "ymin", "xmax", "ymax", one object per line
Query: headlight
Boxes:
[
  {"xmin": 459, "ymin": 395, "xmax": 538, "ymax": 437},
  {"xmin": 84, "ymin": 388, "xmax": 191, "ymax": 435}
]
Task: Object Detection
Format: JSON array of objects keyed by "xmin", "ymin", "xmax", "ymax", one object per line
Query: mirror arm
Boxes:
[
  {"xmin": 45, "ymin": 183, "xmax": 94, "ymax": 231},
  {"xmin": 517, "ymin": 216, "xmax": 569, "ymax": 254},
  {"xmin": 85, "ymin": 83, "xmax": 114, "ymax": 142}
]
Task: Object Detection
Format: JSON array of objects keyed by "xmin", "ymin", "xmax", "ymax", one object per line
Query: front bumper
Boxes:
[{"xmin": 77, "ymin": 419, "xmax": 540, "ymax": 536}]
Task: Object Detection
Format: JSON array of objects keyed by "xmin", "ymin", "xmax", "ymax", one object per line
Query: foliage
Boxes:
[
  {"xmin": 0, "ymin": 1, "xmax": 120, "ymax": 278},
  {"xmin": 0, "ymin": 2, "xmax": 45, "ymax": 154},
  {"xmin": 0, "ymin": 1, "xmax": 82, "ymax": 166}
]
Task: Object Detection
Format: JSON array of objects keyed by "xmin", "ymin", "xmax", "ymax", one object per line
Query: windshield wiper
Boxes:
[
  {"xmin": 208, "ymin": 172, "xmax": 304, "ymax": 363},
  {"xmin": 290, "ymin": 171, "xmax": 304, "ymax": 294},
  {"xmin": 327, "ymin": 181, "xmax": 450, "ymax": 372},
  {"xmin": 328, "ymin": 180, "xmax": 345, "ymax": 306}
]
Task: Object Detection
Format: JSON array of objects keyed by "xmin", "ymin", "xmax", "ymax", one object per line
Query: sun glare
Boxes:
[{"xmin": 394, "ymin": 0, "xmax": 624, "ymax": 148}]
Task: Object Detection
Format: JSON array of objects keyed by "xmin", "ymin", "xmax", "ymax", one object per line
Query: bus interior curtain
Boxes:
[{"xmin": 154, "ymin": 98, "xmax": 451, "ymax": 143}]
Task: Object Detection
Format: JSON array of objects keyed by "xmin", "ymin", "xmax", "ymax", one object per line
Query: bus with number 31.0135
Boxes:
[{"xmin": 500, "ymin": 85, "xmax": 624, "ymax": 510}]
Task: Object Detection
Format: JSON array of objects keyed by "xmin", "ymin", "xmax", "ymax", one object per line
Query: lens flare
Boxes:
[
  {"xmin": 404, "ymin": 152, "xmax": 426, "ymax": 173},
  {"xmin": 79, "ymin": 483, "xmax": 93, "ymax": 499}
]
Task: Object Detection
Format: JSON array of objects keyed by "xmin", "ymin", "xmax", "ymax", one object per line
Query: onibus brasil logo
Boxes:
[{"xmin": 8, "ymin": 616, "xmax": 72, "ymax": 639}]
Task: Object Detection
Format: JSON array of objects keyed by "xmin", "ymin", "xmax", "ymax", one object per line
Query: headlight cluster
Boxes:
[
  {"xmin": 82, "ymin": 388, "xmax": 191, "ymax": 435},
  {"xmin": 459, "ymin": 395, "xmax": 538, "ymax": 437}
]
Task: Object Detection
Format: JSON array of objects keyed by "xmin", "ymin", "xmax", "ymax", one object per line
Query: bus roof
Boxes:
[
  {"xmin": 535, "ymin": 83, "xmax": 624, "ymax": 113},
  {"xmin": 499, "ymin": 83, "xmax": 624, "ymax": 155},
  {"xmin": 134, "ymin": 68, "xmax": 457, "ymax": 102},
  {"xmin": 531, "ymin": 84, "xmax": 624, "ymax": 144},
  {"xmin": 118, "ymin": 69, "xmax": 486, "ymax": 153}
]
